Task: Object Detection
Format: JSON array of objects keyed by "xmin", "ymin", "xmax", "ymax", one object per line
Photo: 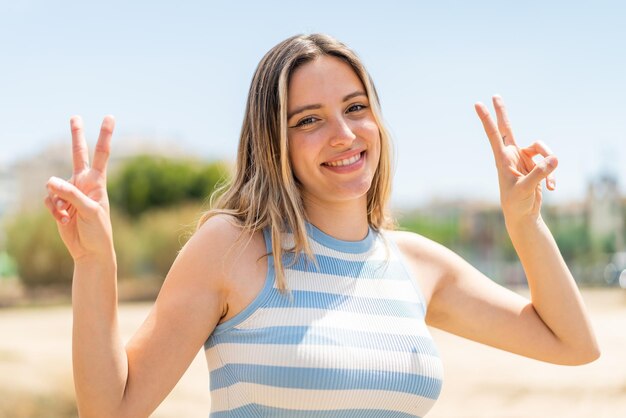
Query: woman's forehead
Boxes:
[{"xmin": 288, "ymin": 56, "xmax": 365, "ymax": 105}]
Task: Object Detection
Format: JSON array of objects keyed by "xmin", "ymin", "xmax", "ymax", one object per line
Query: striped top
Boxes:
[{"xmin": 204, "ymin": 223, "xmax": 443, "ymax": 417}]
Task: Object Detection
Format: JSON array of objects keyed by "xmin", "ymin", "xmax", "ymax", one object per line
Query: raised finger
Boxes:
[
  {"xmin": 92, "ymin": 115, "xmax": 115, "ymax": 175},
  {"xmin": 493, "ymin": 95, "xmax": 517, "ymax": 146},
  {"xmin": 474, "ymin": 102, "xmax": 505, "ymax": 159},
  {"xmin": 70, "ymin": 116, "xmax": 90, "ymax": 174}
]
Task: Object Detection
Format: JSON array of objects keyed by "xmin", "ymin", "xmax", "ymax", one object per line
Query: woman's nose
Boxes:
[{"xmin": 328, "ymin": 116, "xmax": 357, "ymax": 147}]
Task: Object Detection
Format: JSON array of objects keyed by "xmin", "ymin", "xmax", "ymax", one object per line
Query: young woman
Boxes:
[{"xmin": 44, "ymin": 34, "xmax": 599, "ymax": 418}]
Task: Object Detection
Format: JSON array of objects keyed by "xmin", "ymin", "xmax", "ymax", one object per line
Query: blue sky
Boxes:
[{"xmin": 1, "ymin": 0, "xmax": 624, "ymax": 207}]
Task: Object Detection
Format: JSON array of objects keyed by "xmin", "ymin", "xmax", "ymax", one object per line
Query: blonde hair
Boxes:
[{"xmin": 197, "ymin": 33, "xmax": 395, "ymax": 290}]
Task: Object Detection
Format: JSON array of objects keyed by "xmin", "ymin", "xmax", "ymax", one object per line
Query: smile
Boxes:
[{"xmin": 322, "ymin": 151, "xmax": 365, "ymax": 167}]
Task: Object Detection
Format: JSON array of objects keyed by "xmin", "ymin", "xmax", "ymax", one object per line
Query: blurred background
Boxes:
[{"xmin": 1, "ymin": 1, "xmax": 625, "ymax": 417}]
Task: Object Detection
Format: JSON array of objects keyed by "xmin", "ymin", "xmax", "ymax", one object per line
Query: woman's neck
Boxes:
[{"xmin": 302, "ymin": 195, "xmax": 369, "ymax": 241}]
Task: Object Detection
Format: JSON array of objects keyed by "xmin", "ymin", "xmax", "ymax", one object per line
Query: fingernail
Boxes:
[
  {"xmin": 546, "ymin": 157, "xmax": 557, "ymax": 167},
  {"xmin": 61, "ymin": 216, "xmax": 69, "ymax": 224},
  {"xmin": 56, "ymin": 199, "xmax": 65, "ymax": 209}
]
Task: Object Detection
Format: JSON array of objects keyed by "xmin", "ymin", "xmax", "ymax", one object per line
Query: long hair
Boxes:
[{"xmin": 197, "ymin": 33, "xmax": 395, "ymax": 290}]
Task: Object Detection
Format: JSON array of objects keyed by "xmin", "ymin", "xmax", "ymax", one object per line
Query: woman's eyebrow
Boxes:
[
  {"xmin": 287, "ymin": 91, "xmax": 368, "ymax": 120},
  {"xmin": 342, "ymin": 91, "xmax": 367, "ymax": 102},
  {"xmin": 288, "ymin": 104, "xmax": 322, "ymax": 120}
]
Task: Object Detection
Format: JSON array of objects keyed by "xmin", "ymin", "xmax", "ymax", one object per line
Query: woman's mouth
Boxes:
[{"xmin": 322, "ymin": 151, "xmax": 365, "ymax": 167}]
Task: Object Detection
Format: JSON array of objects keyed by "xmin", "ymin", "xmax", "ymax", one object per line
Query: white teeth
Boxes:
[{"xmin": 325, "ymin": 152, "xmax": 363, "ymax": 167}]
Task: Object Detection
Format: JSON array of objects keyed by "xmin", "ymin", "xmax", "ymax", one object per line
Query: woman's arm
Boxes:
[
  {"xmin": 506, "ymin": 215, "xmax": 599, "ymax": 363},
  {"xmin": 45, "ymin": 117, "xmax": 232, "ymax": 417},
  {"xmin": 66, "ymin": 218, "xmax": 230, "ymax": 418},
  {"xmin": 396, "ymin": 224, "xmax": 599, "ymax": 366},
  {"xmin": 476, "ymin": 95, "xmax": 598, "ymax": 363},
  {"xmin": 396, "ymin": 96, "xmax": 599, "ymax": 365}
]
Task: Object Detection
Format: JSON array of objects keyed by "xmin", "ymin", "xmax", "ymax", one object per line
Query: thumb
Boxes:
[
  {"xmin": 519, "ymin": 156, "xmax": 558, "ymax": 192},
  {"xmin": 46, "ymin": 177, "xmax": 97, "ymax": 215}
]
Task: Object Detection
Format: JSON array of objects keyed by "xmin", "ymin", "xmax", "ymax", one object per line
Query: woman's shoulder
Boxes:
[
  {"xmin": 192, "ymin": 214, "xmax": 269, "ymax": 325},
  {"xmin": 192, "ymin": 213, "xmax": 263, "ymax": 265},
  {"xmin": 172, "ymin": 214, "xmax": 247, "ymax": 281},
  {"xmin": 383, "ymin": 228, "xmax": 435, "ymax": 253},
  {"xmin": 196, "ymin": 213, "xmax": 267, "ymax": 268},
  {"xmin": 382, "ymin": 229, "xmax": 459, "ymax": 306},
  {"xmin": 195, "ymin": 213, "xmax": 247, "ymax": 242},
  {"xmin": 383, "ymin": 228, "xmax": 456, "ymax": 271}
]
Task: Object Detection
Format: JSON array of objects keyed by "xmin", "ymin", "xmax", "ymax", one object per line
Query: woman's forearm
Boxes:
[
  {"xmin": 72, "ymin": 257, "xmax": 128, "ymax": 417},
  {"xmin": 506, "ymin": 216, "xmax": 600, "ymax": 363}
]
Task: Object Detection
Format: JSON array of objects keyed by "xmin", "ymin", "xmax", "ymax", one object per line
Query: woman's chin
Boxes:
[{"xmin": 309, "ymin": 184, "xmax": 372, "ymax": 205}]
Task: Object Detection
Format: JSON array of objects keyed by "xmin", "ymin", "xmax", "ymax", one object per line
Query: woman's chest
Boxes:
[
  {"xmin": 206, "ymin": 239, "xmax": 445, "ymax": 416},
  {"xmin": 208, "ymin": 290, "xmax": 443, "ymax": 384},
  {"xmin": 207, "ymin": 306, "xmax": 444, "ymax": 415}
]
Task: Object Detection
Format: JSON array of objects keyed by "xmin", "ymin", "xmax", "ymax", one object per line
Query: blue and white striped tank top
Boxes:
[{"xmin": 204, "ymin": 223, "xmax": 443, "ymax": 417}]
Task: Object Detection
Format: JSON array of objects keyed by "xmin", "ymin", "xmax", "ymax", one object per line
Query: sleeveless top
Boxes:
[{"xmin": 204, "ymin": 223, "xmax": 444, "ymax": 417}]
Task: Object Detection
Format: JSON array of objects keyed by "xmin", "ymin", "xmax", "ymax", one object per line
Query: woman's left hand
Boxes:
[{"xmin": 475, "ymin": 95, "xmax": 558, "ymax": 226}]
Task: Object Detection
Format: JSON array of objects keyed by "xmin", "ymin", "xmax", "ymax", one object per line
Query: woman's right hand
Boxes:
[{"xmin": 44, "ymin": 115, "xmax": 116, "ymax": 263}]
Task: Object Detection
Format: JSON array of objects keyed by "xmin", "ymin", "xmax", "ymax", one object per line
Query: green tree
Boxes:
[
  {"xmin": 6, "ymin": 210, "xmax": 73, "ymax": 288},
  {"xmin": 134, "ymin": 203, "xmax": 200, "ymax": 279},
  {"xmin": 6, "ymin": 156, "xmax": 229, "ymax": 290},
  {"xmin": 109, "ymin": 156, "xmax": 228, "ymax": 217},
  {"xmin": 398, "ymin": 213, "xmax": 461, "ymax": 247}
]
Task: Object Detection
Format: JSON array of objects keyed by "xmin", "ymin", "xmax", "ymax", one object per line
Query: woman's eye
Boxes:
[
  {"xmin": 295, "ymin": 116, "xmax": 317, "ymax": 127},
  {"xmin": 347, "ymin": 104, "xmax": 367, "ymax": 113}
]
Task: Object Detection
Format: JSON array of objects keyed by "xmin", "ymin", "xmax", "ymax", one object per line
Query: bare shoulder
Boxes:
[
  {"xmin": 131, "ymin": 213, "xmax": 265, "ymax": 345},
  {"xmin": 187, "ymin": 214, "xmax": 268, "ymax": 324},
  {"xmin": 121, "ymin": 214, "xmax": 260, "ymax": 416},
  {"xmin": 190, "ymin": 214, "xmax": 252, "ymax": 264},
  {"xmin": 386, "ymin": 229, "xmax": 457, "ymax": 272},
  {"xmin": 156, "ymin": 214, "xmax": 247, "ymax": 309},
  {"xmin": 192, "ymin": 212, "xmax": 248, "ymax": 248},
  {"xmin": 181, "ymin": 213, "xmax": 262, "ymax": 287},
  {"xmin": 387, "ymin": 229, "xmax": 441, "ymax": 255},
  {"xmin": 385, "ymin": 229, "xmax": 460, "ymax": 305}
]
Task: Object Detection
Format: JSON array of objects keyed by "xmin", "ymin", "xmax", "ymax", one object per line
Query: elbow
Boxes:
[
  {"xmin": 76, "ymin": 407, "xmax": 123, "ymax": 418},
  {"xmin": 575, "ymin": 344, "xmax": 601, "ymax": 365},
  {"xmin": 77, "ymin": 409, "xmax": 146, "ymax": 418},
  {"xmin": 576, "ymin": 332, "xmax": 602, "ymax": 365},
  {"xmin": 560, "ymin": 341, "xmax": 601, "ymax": 366},
  {"xmin": 77, "ymin": 401, "xmax": 142, "ymax": 418}
]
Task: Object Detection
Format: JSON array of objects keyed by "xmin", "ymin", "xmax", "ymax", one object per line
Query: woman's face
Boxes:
[{"xmin": 286, "ymin": 55, "xmax": 381, "ymax": 209}]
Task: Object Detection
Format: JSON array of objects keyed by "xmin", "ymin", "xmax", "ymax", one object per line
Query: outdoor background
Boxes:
[{"xmin": 1, "ymin": 1, "xmax": 625, "ymax": 417}]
